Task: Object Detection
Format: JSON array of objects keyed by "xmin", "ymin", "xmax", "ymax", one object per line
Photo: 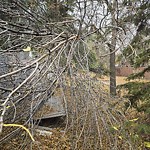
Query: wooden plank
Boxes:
[
  {"xmin": 34, "ymin": 96, "xmax": 66, "ymax": 119},
  {"xmin": 36, "ymin": 111, "xmax": 66, "ymax": 120}
]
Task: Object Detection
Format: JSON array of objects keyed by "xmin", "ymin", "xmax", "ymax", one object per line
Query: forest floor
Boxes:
[
  {"xmin": 30, "ymin": 75, "xmax": 149, "ymax": 150},
  {"xmin": 1, "ymin": 75, "xmax": 149, "ymax": 150}
]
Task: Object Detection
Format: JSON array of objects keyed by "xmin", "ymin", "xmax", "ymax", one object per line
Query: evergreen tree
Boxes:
[
  {"xmin": 117, "ymin": 1, "xmax": 150, "ymax": 141},
  {"xmin": 119, "ymin": 0, "xmax": 150, "ymax": 112}
]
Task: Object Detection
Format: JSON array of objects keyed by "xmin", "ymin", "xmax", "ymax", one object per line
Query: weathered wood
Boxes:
[
  {"xmin": 34, "ymin": 96, "xmax": 66, "ymax": 120},
  {"xmin": 39, "ymin": 111, "xmax": 66, "ymax": 120}
]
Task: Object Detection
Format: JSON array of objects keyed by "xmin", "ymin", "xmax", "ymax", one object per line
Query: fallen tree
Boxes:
[{"xmin": 0, "ymin": 0, "xmax": 144, "ymax": 149}]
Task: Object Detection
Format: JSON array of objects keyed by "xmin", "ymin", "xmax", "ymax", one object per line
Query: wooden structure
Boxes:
[{"xmin": 116, "ymin": 65, "xmax": 150, "ymax": 80}]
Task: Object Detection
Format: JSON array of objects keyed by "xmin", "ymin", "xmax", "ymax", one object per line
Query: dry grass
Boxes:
[{"xmin": 101, "ymin": 76, "xmax": 149, "ymax": 85}]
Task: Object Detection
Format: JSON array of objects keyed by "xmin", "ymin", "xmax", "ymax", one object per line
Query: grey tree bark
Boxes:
[{"xmin": 109, "ymin": 0, "xmax": 117, "ymax": 95}]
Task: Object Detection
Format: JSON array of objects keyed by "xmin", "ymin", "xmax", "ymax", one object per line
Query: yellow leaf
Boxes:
[
  {"xmin": 129, "ymin": 118, "xmax": 138, "ymax": 122},
  {"xmin": 112, "ymin": 126, "xmax": 119, "ymax": 131},
  {"xmin": 6, "ymin": 106, "xmax": 10, "ymax": 109},
  {"xmin": 144, "ymin": 142, "xmax": 150, "ymax": 148},
  {"xmin": 23, "ymin": 46, "xmax": 31, "ymax": 52},
  {"xmin": 118, "ymin": 136, "xmax": 122, "ymax": 140}
]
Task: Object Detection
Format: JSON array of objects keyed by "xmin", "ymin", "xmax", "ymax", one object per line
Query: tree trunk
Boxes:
[
  {"xmin": 110, "ymin": 43, "xmax": 116, "ymax": 95},
  {"xmin": 110, "ymin": 0, "xmax": 117, "ymax": 96}
]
